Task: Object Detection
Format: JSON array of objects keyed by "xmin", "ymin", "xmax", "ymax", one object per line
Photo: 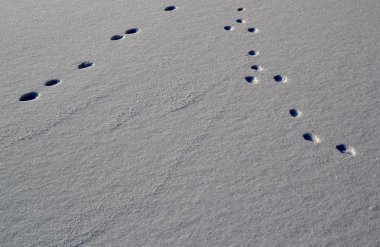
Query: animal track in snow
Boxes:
[
  {"xmin": 236, "ymin": 19, "xmax": 245, "ymax": 24},
  {"xmin": 245, "ymin": 76, "xmax": 257, "ymax": 84},
  {"xmin": 125, "ymin": 28, "xmax": 140, "ymax": 35},
  {"xmin": 164, "ymin": 6, "xmax": 177, "ymax": 11},
  {"xmin": 20, "ymin": 92, "xmax": 39, "ymax": 102},
  {"xmin": 289, "ymin": 108, "xmax": 301, "ymax": 118},
  {"xmin": 78, "ymin": 62, "xmax": 94, "ymax": 70},
  {"xmin": 224, "ymin": 26, "xmax": 234, "ymax": 31},
  {"xmin": 111, "ymin": 34, "xmax": 124, "ymax": 41},
  {"xmin": 45, "ymin": 79, "xmax": 61, "ymax": 87},
  {"xmin": 336, "ymin": 144, "xmax": 356, "ymax": 156},
  {"xmin": 273, "ymin": 74, "xmax": 287, "ymax": 83},
  {"xmin": 303, "ymin": 133, "xmax": 320, "ymax": 143},
  {"xmin": 248, "ymin": 27, "xmax": 257, "ymax": 33},
  {"xmin": 248, "ymin": 50, "xmax": 258, "ymax": 56},
  {"xmin": 237, "ymin": 7, "xmax": 245, "ymax": 12},
  {"xmin": 251, "ymin": 65, "xmax": 262, "ymax": 71}
]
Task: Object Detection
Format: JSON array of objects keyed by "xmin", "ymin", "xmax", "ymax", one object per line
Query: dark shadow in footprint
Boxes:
[
  {"xmin": 224, "ymin": 26, "xmax": 233, "ymax": 31},
  {"xmin": 336, "ymin": 144, "xmax": 356, "ymax": 156},
  {"xmin": 78, "ymin": 62, "xmax": 94, "ymax": 69},
  {"xmin": 125, "ymin": 28, "xmax": 139, "ymax": 34},
  {"xmin": 45, "ymin": 79, "xmax": 61, "ymax": 87},
  {"xmin": 289, "ymin": 108, "xmax": 300, "ymax": 117},
  {"xmin": 165, "ymin": 6, "xmax": 177, "ymax": 11},
  {"xmin": 336, "ymin": 144, "xmax": 347, "ymax": 153},
  {"xmin": 303, "ymin": 133, "xmax": 319, "ymax": 143},
  {"xmin": 236, "ymin": 19, "xmax": 244, "ymax": 24},
  {"xmin": 245, "ymin": 76, "xmax": 255, "ymax": 83},
  {"xmin": 251, "ymin": 65, "xmax": 260, "ymax": 71},
  {"xmin": 20, "ymin": 92, "xmax": 39, "ymax": 102},
  {"xmin": 248, "ymin": 50, "xmax": 257, "ymax": 56},
  {"xmin": 248, "ymin": 27, "xmax": 256, "ymax": 33},
  {"xmin": 274, "ymin": 75, "xmax": 285, "ymax": 82},
  {"xmin": 237, "ymin": 7, "xmax": 245, "ymax": 12},
  {"xmin": 111, "ymin": 34, "xmax": 123, "ymax": 41}
]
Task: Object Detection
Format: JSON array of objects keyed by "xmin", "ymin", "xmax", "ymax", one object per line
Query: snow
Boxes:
[{"xmin": 1, "ymin": 0, "xmax": 379, "ymax": 246}]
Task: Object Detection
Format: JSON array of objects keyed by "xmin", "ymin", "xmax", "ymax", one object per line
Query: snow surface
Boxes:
[{"xmin": 1, "ymin": 0, "xmax": 379, "ymax": 246}]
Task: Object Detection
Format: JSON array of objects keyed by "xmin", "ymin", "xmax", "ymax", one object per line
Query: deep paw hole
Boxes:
[
  {"xmin": 125, "ymin": 28, "xmax": 139, "ymax": 34},
  {"xmin": 336, "ymin": 144, "xmax": 347, "ymax": 153},
  {"xmin": 224, "ymin": 26, "xmax": 233, "ymax": 31},
  {"xmin": 165, "ymin": 6, "xmax": 176, "ymax": 11},
  {"xmin": 245, "ymin": 76, "xmax": 254, "ymax": 83},
  {"xmin": 251, "ymin": 65, "xmax": 259, "ymax": 71},
  {"xmin": 248, "ymin": 50, "xmax": 257, "ymax": 56},
  {"xmin": 111, "ymin": 34, "xmax": 123, "ymax": 40},
  {"xmin": 20, "ymin": 92, "xmax": 39, "ymax": 102},
  {"xmin": 303, "ymin": 133, "xmax": 314, "ymax": 142},
  {"xmin": 237, "ymin": 7, "xmax": 245, "ymax": 12},
  {"xmin": 289, "ymin": 109, "xmax": 299, "ymax": 117},
  {"xmin": 248, "ymin": 27, "xmax": 256, "ymax": 33},
  {"xmin": 274, "ymin": 75, "xmax": 283, "ymax": 82},
  {"xmin": 45, "ymin": 79, "xmax": 61, "ymax": 87},
  {"xmin": 236, "ymin": 19, "xmax": 244, "ymax": 23},
  {"xmin": 78, "ymin": 62, "xmax": 93, "ymax": 69}
]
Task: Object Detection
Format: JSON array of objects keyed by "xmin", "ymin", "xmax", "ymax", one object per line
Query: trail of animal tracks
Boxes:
[{"xmin": 0, "ymin": 0, "xmax": 379, "ymax": 246}]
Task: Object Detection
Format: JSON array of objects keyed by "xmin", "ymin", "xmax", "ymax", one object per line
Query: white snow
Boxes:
[{"xmin": 1, "ymin": 0, "xmax": 379, "ymax": 246}]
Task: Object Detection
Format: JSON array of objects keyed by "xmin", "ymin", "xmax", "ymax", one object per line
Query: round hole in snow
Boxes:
[
  {"xmin": 45, "ymin": 79, "xmax": 61, "ymax": 87},
  {"xmin": 20, "ymin": 92, "xmax": 39, "ymax": 102}
]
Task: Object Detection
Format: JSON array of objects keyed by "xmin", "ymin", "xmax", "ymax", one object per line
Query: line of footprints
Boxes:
[
  {"xmin": 225, "ymin": 7, "xmax": 356, "ymax": 157},
  {"xmin": 18, "ymin": 5, "xmax": 178, "ymax": 102},
  {"xmin": 18, "ymin": 5, "xmax": 355, "ymax": 157}
]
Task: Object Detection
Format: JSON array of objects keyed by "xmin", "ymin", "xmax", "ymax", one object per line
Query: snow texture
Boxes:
[{"xmin": 0, "ymin": 0, "xmax": 379, "ymax": 246}]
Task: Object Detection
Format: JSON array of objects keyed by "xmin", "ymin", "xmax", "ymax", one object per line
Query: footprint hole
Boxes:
[
  {"xmin": 164, "ymin": 6, "xmax": 177, "ymax": 11},
  {"xmin": 237, "ymin": 7, "xmax": 245, "ymax": 12},
  {"xmin": 289, "ymin": 108, "xmax": 300, "ymax": 117},
  {"xmin": 45, "ymin": 79, "xmax": 61, "ymax": 87},
  {"xmin": 224, "ymin": 26, "xmax": 234, "ymax": 31},
  {"xmin": 245, "ymin": 76, "xmax": 255, "ymax": 83},
  {"xmin": 251, "ymin": 65, "xmax": 260, "ymax": 71},
  {"xmin": 20, "ymin": 92, "xmax": 39, "ymax": 102},
  {"xmin": 274, "ymin": 74, "xmax": 286, "ymax": 83},
  {"xmin": 111, "ymin": 34, "xmax": 124, "ymax": 41},
  {"xmin": 125, "ymin": 28, "xmax": 140, "ymax": 34},
  {"xmin": 248, "ymin": 50, "xmax": 257, "ymax": 56},
  {"xmin": 78, "ymin": 62, "xmax": 94, "ymax": 69},
  {"xmin": 303, "ymin": 133, "xmax": 319, "ymax": 143}
]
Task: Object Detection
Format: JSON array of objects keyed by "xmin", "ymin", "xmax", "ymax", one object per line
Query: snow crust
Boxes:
[{"xmin": 1, "ymin": 0, "xmax": 379, "ymax": 246}]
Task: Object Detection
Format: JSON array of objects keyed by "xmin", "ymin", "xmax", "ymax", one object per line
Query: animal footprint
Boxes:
[
  {"xmin": 125, "ymin": 28, "xmax": 140, "ymax": 35},
  {"xmin": 251, "ymin": 65, "xmax": 262, "ymax": 71},
  {"xmin": 111, "ymin": 34, "xmax": 124, "ymax": 41},
  {"xmin": 237, "ymin": 7, "xmax": 245, "ymax": 12},
  {"xmin": 248, "ymin": 27, "xmax": 257, "ymax": 33},
  {"xmin": 78, "ymin": 62, "xmax": 94, "ymax": 70},
  {"xmin": 45, "ymin": 79, "xmax": 61, "ymax": 87},
  {"xmin": 273, "ymin": 74, "xmax": 287, "ymax": 83},
  {"xmin": 336, "ymin": 144, "xmax": 356, "ymax": 156},
  {"xmin": 303, "ymin": 133, "xmax": 320, "ymax": 143},
  {"xmin": 164, "ymin": 6, "xmax": 177, "ymax": 11},
  {"xmin": 245, "ymin": 76, "xmax": 257, "ymax": 84},
  {"xmin": 224, "ymin": 26, "xmax": 234, "ymax": 31},
  {"xmin": 289, "ymin": 108, "xmax": 301, "ymax": 118},
  {"xmin": 236, "ymin": 19, "xmax": 245, "ymax": 24},
  {"xmin": 20, "ymin": 92, "xmax": 39, "ymax": 102},
  {"xmin": 248, "ymin": 50, "xmax": 258, "ymax": 56}
]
